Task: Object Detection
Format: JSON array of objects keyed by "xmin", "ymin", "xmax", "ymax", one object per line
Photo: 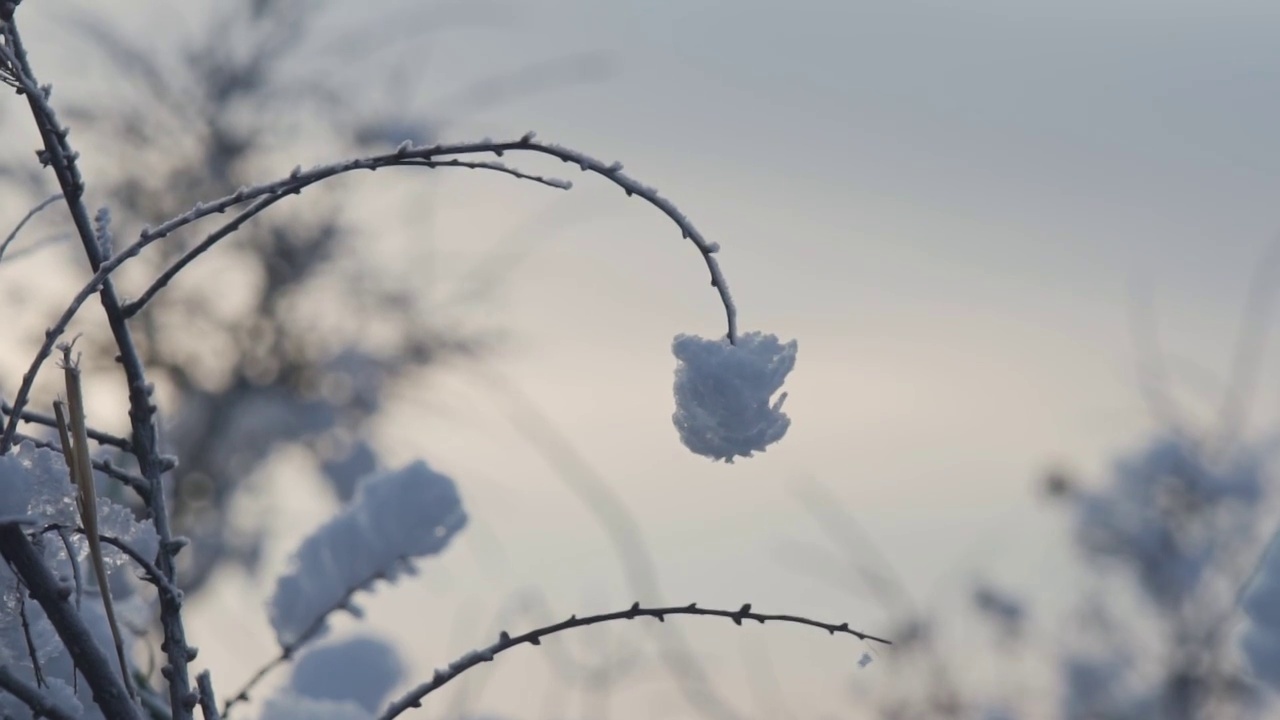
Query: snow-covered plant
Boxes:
[
  {"xmin": 838, "ymin": 426, "xmax": 1279, "ymax": 719},
  {"xmin": 287, "ymin": 635, "xmax": 404, "ymax": 714},
  {"xmin": 268, "ymin": 461, "xmax": 466, "ymax": 649},
  {"xmin": 0, "ymin": 4, "xmax": 884, "ymax": 719},
  {"xmin": 0, "ymin": 439, "xmax": 159, "ymax": 719},
  {"xmin": 1242, "ymin": 536, "xmax": 1280, "ymax": 690},
  {"xmin": 1074, "ymin": 433, "xmax": 1264, "ymax": 609},
  {"xmin": 1051, "ymin": 433, "xmax": 1272, "ymax": 718},
  {"xmin": 259, "ymin": 692, "xmax": 371, "ymax": 720}
]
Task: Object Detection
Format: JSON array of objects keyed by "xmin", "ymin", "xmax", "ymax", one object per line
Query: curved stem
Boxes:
[
  {"xmin": 0, "ymin": 192, "xmax": 60, "ymax": 263},
  {"xmin": 379, "ymin": 601, "xmax": 889, "ymax": 719},
  {"xmin": 1, "ymin": 133, "xmax": 738, "ymax": 459}
]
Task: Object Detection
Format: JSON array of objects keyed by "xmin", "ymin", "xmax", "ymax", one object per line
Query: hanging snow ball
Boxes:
[{"xmin": 671, "ymin": 331, "xmax": 798, "ymax": 462}]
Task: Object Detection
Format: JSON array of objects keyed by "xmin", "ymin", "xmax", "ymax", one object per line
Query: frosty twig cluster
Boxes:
[
  {"xmin": 1, "ymin": 14, "xmax": 188, "ymax": 720},
  {"xmin": 0, "ymin": 3, "xmax": 878, "ymax": 719}
]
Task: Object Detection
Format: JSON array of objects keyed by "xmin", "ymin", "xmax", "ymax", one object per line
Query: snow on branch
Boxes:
[
  {"xmin": 9, "ymin": 431, "xmax": 149, "ymax": 502},
  {"xmin": 221, "ymin": 462, "xmax": 464, "ymax": 716},
  {"xmin": 113, "ymin": 135, "xmax": 736, "ymax": 339},
  {"xmin": 0, "ymin": 665, "xmax": 80, "ymax": 720},
  {"xmin": 34, "ymin": 524, "xmax": 180, "ymax": 602},
  {"xmin": 0, "ymin": 441, "xmax": 159, "ymax": 566},
  {"xmin": 672, "ymin": 332, "xmax": 798, "ymax": 462},
  {"xmin": 269, "ymin": 460, "xmax": 466, "ymax": 647},
  {"xmin": 1, "ymin": 134, "xmax": 738, "ymax": 456},
  {"xmin": 379, "ymin": 601, "xmax": 889, "ymax": 719}
]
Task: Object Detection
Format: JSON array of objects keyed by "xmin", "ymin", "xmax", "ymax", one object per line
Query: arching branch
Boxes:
[{"xmin": 380, "ymin": 602, "xmax": 889, "ymax": 719}]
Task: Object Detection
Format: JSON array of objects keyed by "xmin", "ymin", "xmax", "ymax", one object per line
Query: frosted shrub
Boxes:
[
  {"xmin": 0, "ymin": 5, "xmax": 884, "ymax": 719},
  {"xmin": 1074, "ymin": 433, "xmax": 1263, "ymax": 608}
]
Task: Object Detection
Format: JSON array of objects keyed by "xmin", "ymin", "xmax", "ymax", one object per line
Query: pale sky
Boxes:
[{"xmin": 9, "ymin": 0, "xmax": 1280, "ymax": 718}]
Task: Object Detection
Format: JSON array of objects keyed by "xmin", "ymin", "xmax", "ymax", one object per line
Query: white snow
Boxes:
[
  {"xmin": 670, "ymin": 331, "xmax": 798, "ymax": 463},
  {"xmin": 268, "ymin": 460, "xmax": 467, "ymax": 648}
]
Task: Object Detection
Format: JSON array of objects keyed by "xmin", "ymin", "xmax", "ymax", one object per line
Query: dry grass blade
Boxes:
[{"xmin": 56, "ymin": 344, "xmax": 137, "ymax": 700}]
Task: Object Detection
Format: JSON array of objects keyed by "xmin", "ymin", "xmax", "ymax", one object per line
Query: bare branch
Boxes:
[
  {"xmin": 0, "ymin": 18, "xmax": 196, "ymax": 718},
  {"xmin": 35, "ymin": 523, "xmax": 182, "ymax": 608},
  {"xmin": 196, "ymin": 670, "xmax": 221, "ymax": 720},
  {"xmin": 117, "ymin": 134, "xmax": 736, "ymax": 340},
  {"xmin": 2, "ymin": 399, "xmax": 134, "ymax": 451},
  {"xmin": 124, "ymin": 158, "xmax": 570, "ymax": 316},
  {"xmin": 0, "ymin": 192, "xmax": 59, "ymax": 263},
  {"xmin": 379, "ymin": 602, "xmax": 889, "ymax": 719}
]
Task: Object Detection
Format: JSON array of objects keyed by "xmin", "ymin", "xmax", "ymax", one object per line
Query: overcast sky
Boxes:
[{"xmin": 12, "ymin": 0, "xmax": 1280, "ymax": 717}]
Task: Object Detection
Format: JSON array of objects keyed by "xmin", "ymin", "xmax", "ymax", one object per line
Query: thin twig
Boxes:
[
  {"xmin": 124, "ymin": 158, "xmax": 569, "ymax": 316},
  {"xmin": 17, "ymin": 582, "xmax": 45, "ymax": 689},
  {"xmin": 2, "ymin": 399, "xmax": 134, "ymax": 451},
  {"xmin": 219, "ymin": 655, "xmax": 287, "ymax": 718},
  {"xmin": 379, "ymin": 602, "xmax": 889, "ymax": 719},
  {"xmin": 35, "ymin": 523, "xmax": 181, "ymax": 603},
  {"xmin": 196, "ymin": 671, "xmax": 221, "ymax": 720},
  {"xmin": 0, "ymin": 192, "xmax": 60, "ymax": 263},
  {"xmin": 221, "ymin": 556, "xmax": 416, "ymax": 717}
]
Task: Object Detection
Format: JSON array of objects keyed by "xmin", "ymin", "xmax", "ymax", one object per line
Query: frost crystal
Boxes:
[
  {"xmin": 0, "ymin": 441, "xmax": 77, "ymax": 526},
  {"xmin": 0, "ymin": 441, "xmax": 158, "ymax": 566},
  {"xmin": 671, "ymin": 331, "xmax": 798, "ymax": 462},
  {"xmin": 0, "ymin": 442, "xmax": 154, "ymax": 713},
  {"xmin": 269, "ymin": 460, "xmax": 467, "ymax": 647}
]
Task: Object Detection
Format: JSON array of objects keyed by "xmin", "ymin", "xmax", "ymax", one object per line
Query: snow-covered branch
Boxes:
[
  {"xmin": 0, "ymin": 131, "xmax": 741, "ymax": 457},
  {"xmin": 223, "ymin": 461, "xmax": 466, "ymax": 716},
  {"xmin": 0, "ymin": 525, "xmax": 142, "ymax": 720},
  {"xmin": 0, "ymin": 664, "xmax": 79, "ymax": 720}
]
